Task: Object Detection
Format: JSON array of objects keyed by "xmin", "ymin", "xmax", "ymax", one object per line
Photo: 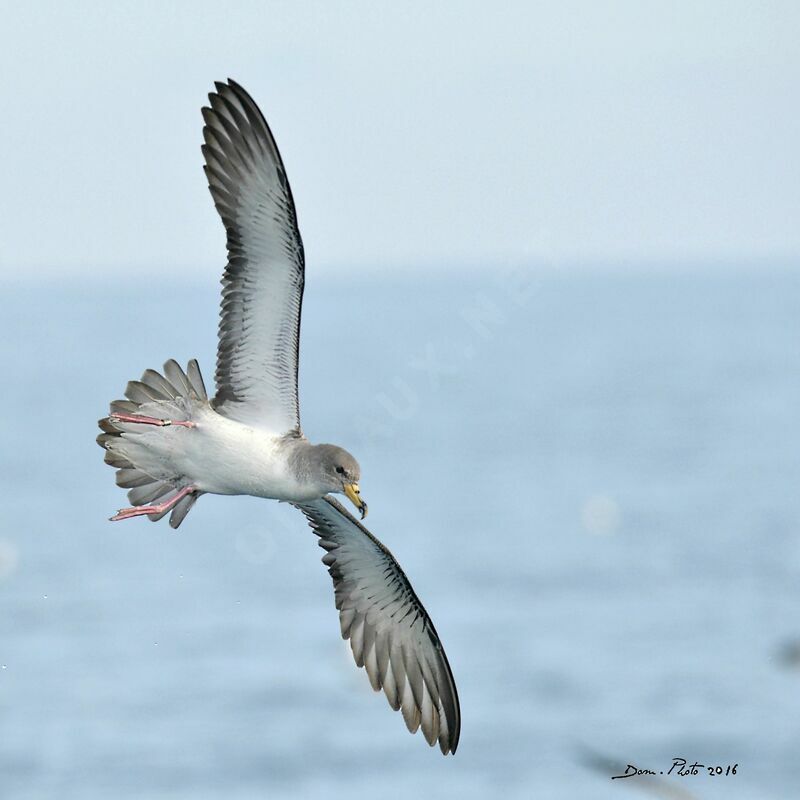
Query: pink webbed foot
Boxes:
[
  {"xmin": 109, "ymin": 412, "xmax": 196, "ymax": 429},
  {"xmin": 110, "ymin": 486, "xmax": 196, "ymax": 522}
]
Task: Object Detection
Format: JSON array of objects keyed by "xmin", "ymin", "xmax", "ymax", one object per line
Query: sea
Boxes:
[{"xmin": 0, "ymin": 268, "xmax": 798, "ymax": 799}]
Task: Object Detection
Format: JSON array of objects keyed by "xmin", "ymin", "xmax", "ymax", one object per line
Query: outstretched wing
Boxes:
[
  {"xmin": 202, "ymin": 79, "xmax": 304, "ymax": 433},
  {"xmin": 294, "ymin": 497, "xmax": 461, "ymax": 754}
]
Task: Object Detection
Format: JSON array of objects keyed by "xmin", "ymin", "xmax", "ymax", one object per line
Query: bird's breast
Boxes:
[{"xmin": 179, "ymin": 409, "xmax": 307, "ymax": 499}]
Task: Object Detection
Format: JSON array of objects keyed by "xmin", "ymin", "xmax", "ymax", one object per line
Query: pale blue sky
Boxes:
[{"xmin": 1, "ymin": 1, "xmax": 798, "ymax": 278}]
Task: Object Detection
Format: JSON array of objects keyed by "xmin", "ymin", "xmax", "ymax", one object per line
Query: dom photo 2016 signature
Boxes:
[{"xmin": 611, "ymin": 758, "xmax": 739, "ymax": 779}]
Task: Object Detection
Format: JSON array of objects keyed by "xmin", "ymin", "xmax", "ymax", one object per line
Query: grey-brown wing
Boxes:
[
  {"xmin": 294, "ymin": 496, "xmax": 461, "ymax": 754},
  {"xmin": 202, "ymin": 79, "xmax": 304, "ymax": 433}
]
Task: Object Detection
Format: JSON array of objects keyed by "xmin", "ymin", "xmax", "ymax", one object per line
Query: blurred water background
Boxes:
[{"xmin": 0, "ymin": 268, "xmax": 798, "ymax": 799}]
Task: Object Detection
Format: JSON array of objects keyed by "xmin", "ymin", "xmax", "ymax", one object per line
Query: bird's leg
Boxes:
[
  {"xmin": 109, "ymin": 412, "xmax": 196, "ymax": 429},
  {"xmin": 110, "ymin": 486, "xmax": 196, "ymax": 522}
]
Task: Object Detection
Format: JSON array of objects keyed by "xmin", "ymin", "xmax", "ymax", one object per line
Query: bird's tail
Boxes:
[{"xmin": 97, "ymin": 359, "xmax": 208, "ymax": 528}]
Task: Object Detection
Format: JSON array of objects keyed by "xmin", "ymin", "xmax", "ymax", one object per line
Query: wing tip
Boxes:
[
  {"xmin": 446, "ymin": 724, "xmax": 461, "ymax": 755},
  {"xmin": 208, "ymin": 78, "xmax": 253, "ymax": 112}
]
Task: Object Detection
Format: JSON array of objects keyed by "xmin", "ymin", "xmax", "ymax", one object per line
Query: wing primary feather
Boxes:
[
  {"xmin": 383, "ymin": 659, "xmax": 400, "ymax": 710},
  {"xmin": 363, "ymin": 642, "xmax": 381, "ymax": 692}
]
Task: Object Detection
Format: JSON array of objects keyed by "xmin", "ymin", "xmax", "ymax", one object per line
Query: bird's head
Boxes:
[{"xmin": 314, "ymin": 444, "xmax": 367, "ymax": 519}]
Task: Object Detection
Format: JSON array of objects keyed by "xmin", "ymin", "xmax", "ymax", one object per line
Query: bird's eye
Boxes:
[{"xmin": 335, "ymin": 466, "xmax": 345, "ymax": 475}]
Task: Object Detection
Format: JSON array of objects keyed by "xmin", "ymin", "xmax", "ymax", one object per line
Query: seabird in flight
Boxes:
[{"xmin": 96, "ymin": 79, "xmax": 460, "ymax": 754}]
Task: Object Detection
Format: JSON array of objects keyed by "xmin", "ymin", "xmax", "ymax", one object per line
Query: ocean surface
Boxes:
[{"xmin": 1, "ymin": 269, "xmax": 798, "ymax": 799}]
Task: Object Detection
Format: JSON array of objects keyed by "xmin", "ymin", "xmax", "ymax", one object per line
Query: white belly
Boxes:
[
  {"xmin": 119, "ymin": 406, "xmax": 314, "ymax": 501},
  {"xmin": 182, "ymin": 408, "xmax": 305, "ymax": 498}
]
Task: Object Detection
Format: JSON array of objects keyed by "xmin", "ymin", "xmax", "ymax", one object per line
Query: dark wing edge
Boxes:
[
  {"xmin": 202, "ymin": 78, "xmax": 305, "ymax": 433},
  {"xmin": 294, "ymin": 496, "xmax": 461, "ymax": 755}
]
